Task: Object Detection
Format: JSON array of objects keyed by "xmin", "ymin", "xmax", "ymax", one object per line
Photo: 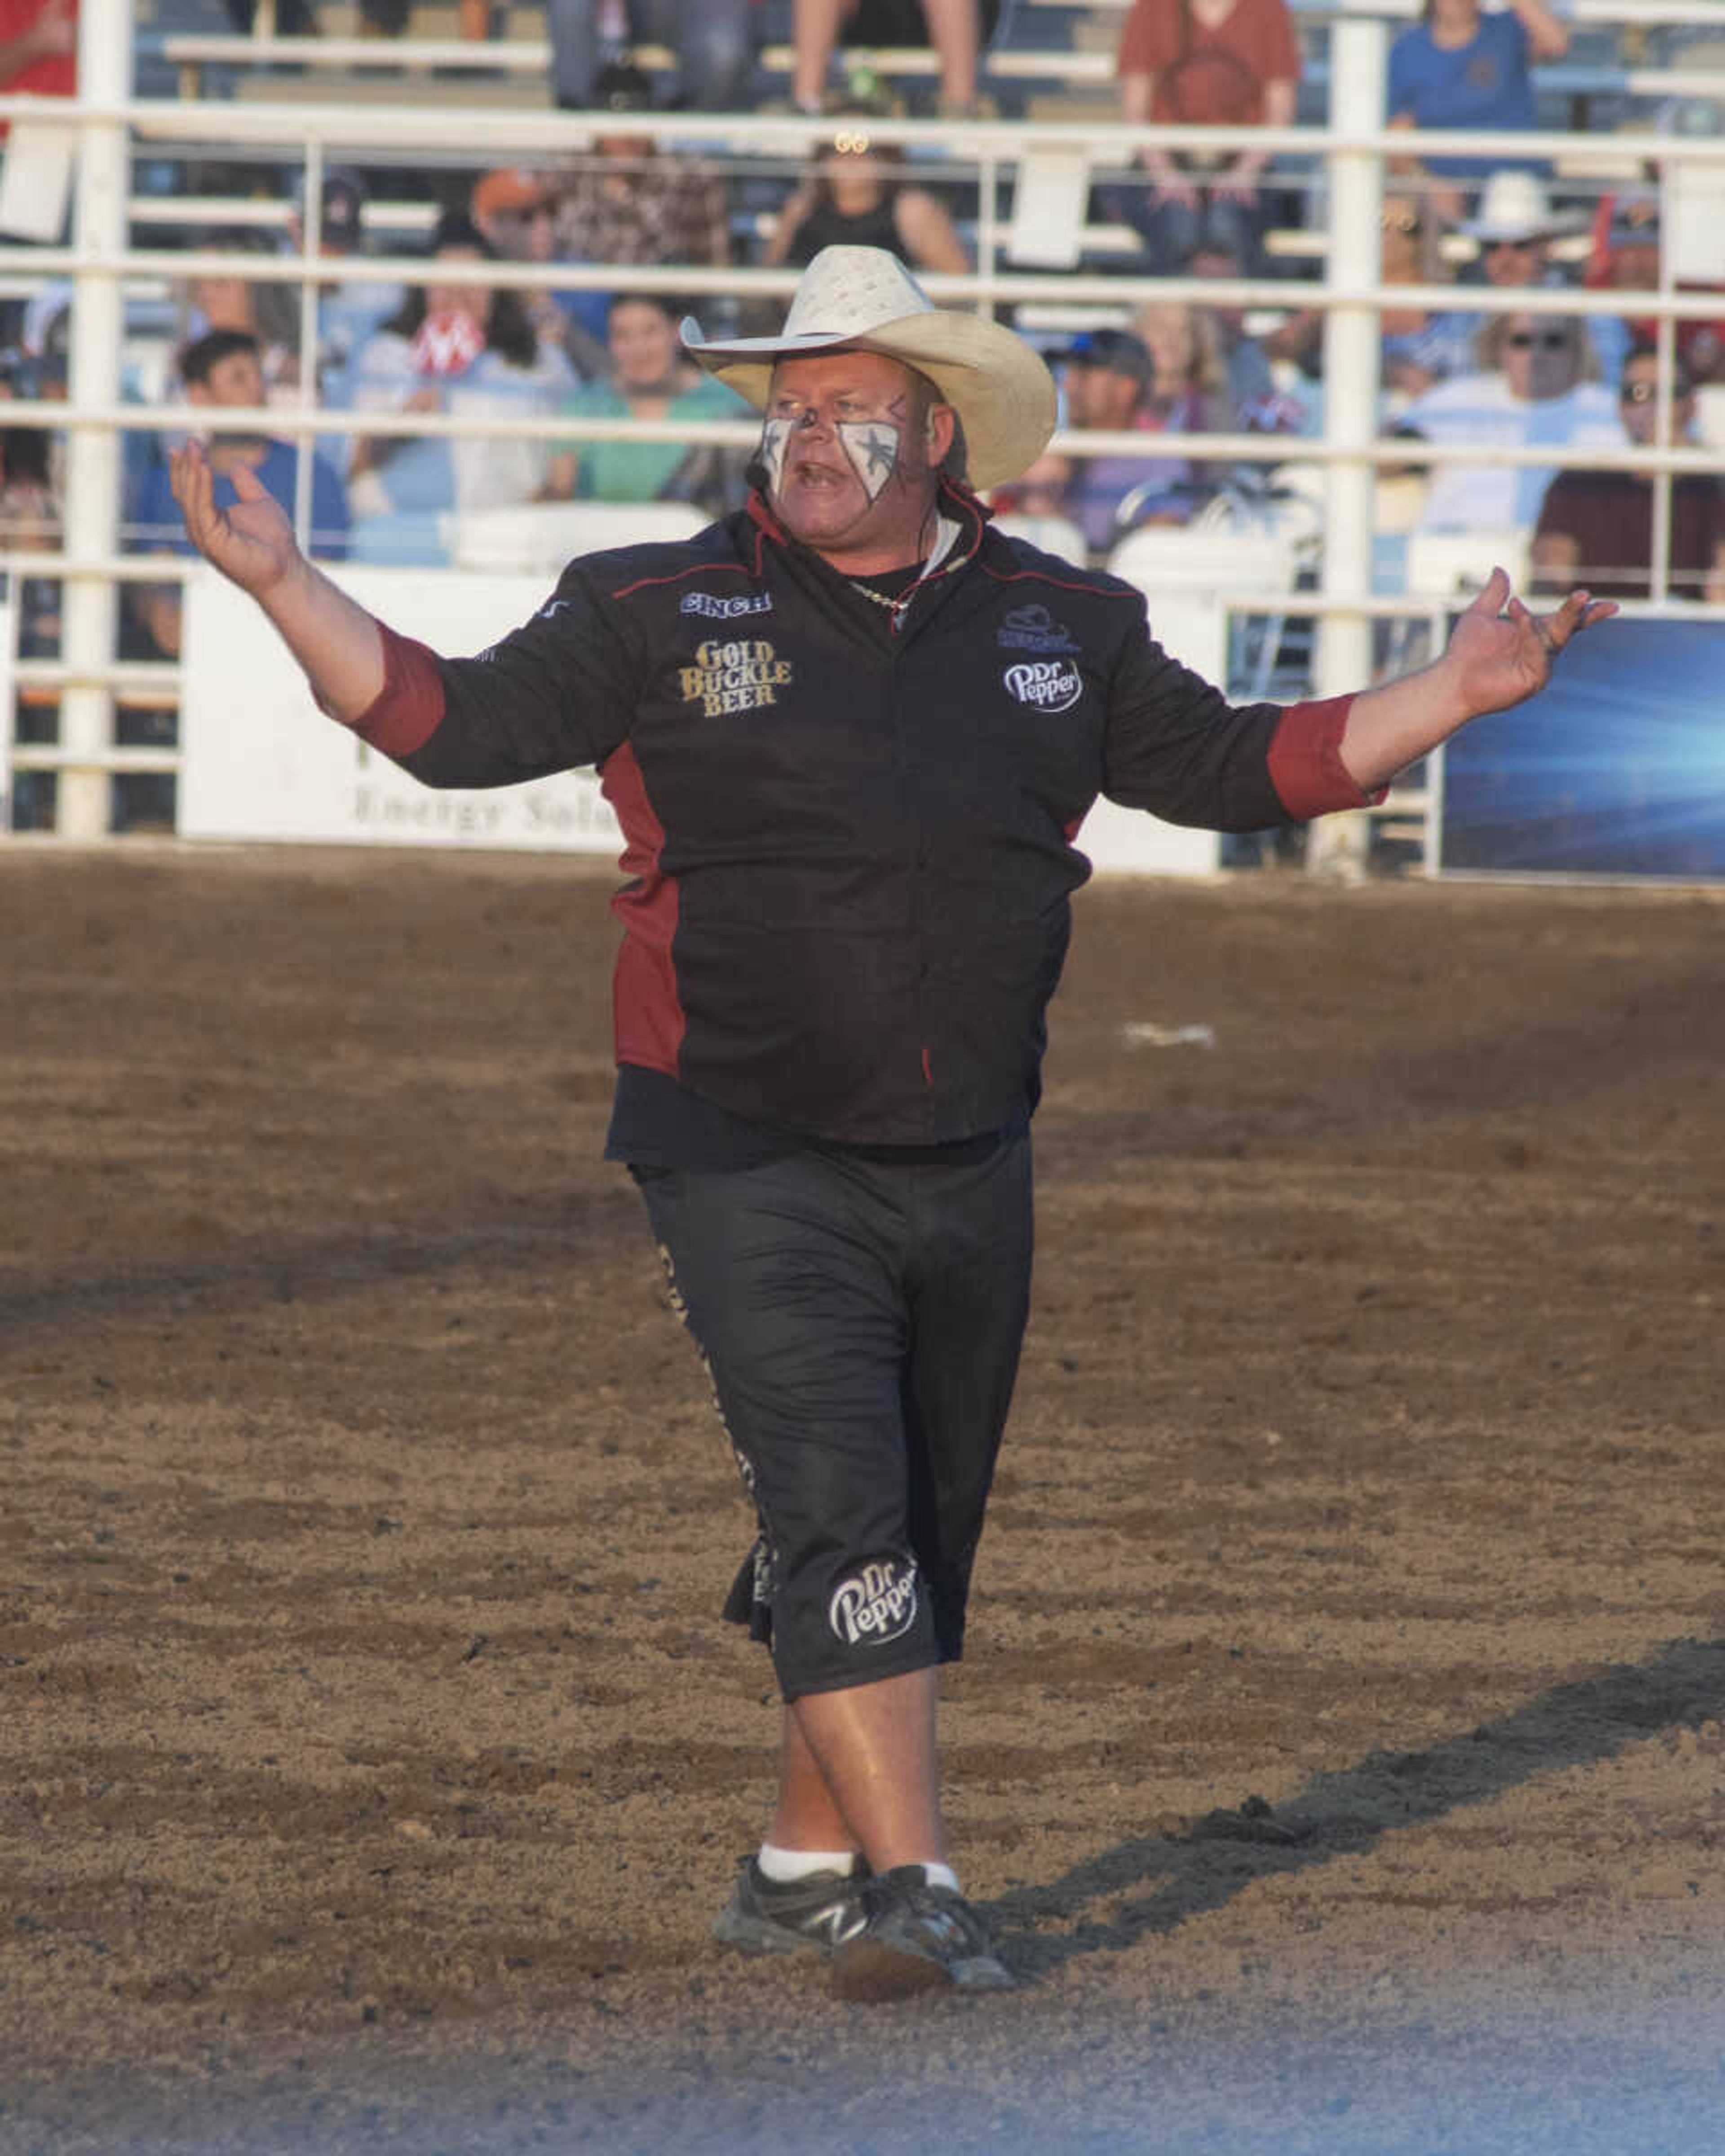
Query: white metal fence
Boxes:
[{"xmin": 4, "ymin": 0, "xmax": 1725, "ymax": 857}]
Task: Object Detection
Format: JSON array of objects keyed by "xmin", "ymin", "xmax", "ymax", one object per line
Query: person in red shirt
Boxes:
[
  {"xmin": 0, "ymin": 0, "xmax": 76, "ymax": 104},
  {"xmin": 1115, "ymin": 0, "xmax": 1300, "ymax": 271}
]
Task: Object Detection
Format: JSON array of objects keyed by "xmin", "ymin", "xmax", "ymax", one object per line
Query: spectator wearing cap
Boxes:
[
  {"xmin": 1388, "ymin": 0, "xmax": 1568, "ymax": 222},
  {"xmin": 1532, "ymin": 349, "xmax": 1725, "ymax": 603},
  {"xmin": 474, "ymin": 64, "xmax": 732, "ymax": 350},
  {"xmin": 1059, "ymin": 327, "xmax": 1208, "ymax": 552},
  {"xmin": 762, "ymin": 102, "xmax": 969, "ymax": 276},
  {"xmin": 288, "ymin": 170, "xmax": 408, "ymax": 422},
  {"xmin": 1443, "ymin": 172, "xmax": 1643, "ymax": 395},
  {"xmin": 547, "ymin": 0, "xmax": 759, "ymax": 110}
]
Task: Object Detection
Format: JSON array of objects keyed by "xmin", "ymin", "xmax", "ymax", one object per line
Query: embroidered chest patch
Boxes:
[{"xmin": 678, "ymin": 636, "xmax": 793, "ymax": 718}]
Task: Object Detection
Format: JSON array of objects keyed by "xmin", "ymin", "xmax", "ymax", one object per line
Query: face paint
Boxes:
[
  {"xmin": 758, "ymin": 415, "xmax": 796, "ymax": 497},
  {"xmin": 837, "ymin": 420, "xmax": 902, "ymax": 501}
]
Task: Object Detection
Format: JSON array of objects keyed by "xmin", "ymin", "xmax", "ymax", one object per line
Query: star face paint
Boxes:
[
  {"xmin": 836, "ymin": 419, "xmax": 902, "ymax": 502},
  {"xmin": 758, "ymin": 415, "xmax": 796, "ymax": 498},
  {"xmin": 758, "ymin": 412, "xmax": 903, "ymax": 504}
]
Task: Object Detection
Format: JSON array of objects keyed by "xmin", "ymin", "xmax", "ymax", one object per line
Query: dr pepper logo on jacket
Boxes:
[
  {"xmin": 677, "ymin": 637, "xmax": 793, "ymax": 718},
  {"xmin": 1003, "ymin": 658, "xmax": 1082, "ymax": 713}
]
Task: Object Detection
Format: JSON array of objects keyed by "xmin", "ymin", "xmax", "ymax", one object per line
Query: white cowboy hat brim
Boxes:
[{"xmin": 681, "ymin": 251, "xmax": 1055, "ymax": 493}]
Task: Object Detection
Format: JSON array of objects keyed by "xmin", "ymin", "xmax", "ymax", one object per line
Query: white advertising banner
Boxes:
[
  {"xmin": 180, "ymin": 566, "xmax": 1223, "ymax": 876},
  {"xmin": 179, "ymin": 567, "xmax": 621, "ymax": 855}
]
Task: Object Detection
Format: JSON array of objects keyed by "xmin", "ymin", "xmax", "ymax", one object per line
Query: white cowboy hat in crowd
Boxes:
[
  {"xmin": 1461, "ymin": 170, "xmax": 1585, "ymax": 245},
  {"xmin": 681, "ymin": 244, "xmax": 1057, "ymax": 492}
]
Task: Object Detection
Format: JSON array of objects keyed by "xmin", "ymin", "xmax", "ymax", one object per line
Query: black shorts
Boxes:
[{"xmin": 636, "ymin": 1133, "xmax": 1033, "ymax": 1701}]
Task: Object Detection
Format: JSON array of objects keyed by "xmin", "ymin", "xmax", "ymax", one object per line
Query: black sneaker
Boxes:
[
  {"xmin": 710, "ymin": 1855, "xmax": 869, "ymax": 1958},
  {"xmin": 830, "ymin": 1865, "xmax": 1014, "ymax": 2001}
]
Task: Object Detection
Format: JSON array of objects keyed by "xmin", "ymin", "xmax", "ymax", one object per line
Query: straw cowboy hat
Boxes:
[
  {"xmin": 1461, "ymin": 170, "xmax": 1584, "ymax": 245},
  {"xmin": 681, "ymin": 245, "xmax": 1056, "ymax": 493}
]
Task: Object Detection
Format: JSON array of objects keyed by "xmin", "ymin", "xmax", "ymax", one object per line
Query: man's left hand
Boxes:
[{"xmin": 1445, "ymin": 566, "xmax": 1617, "ymax": 718}]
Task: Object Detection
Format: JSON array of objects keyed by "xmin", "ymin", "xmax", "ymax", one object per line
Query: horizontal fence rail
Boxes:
[{"xmin": 5, "ymin": 0, "xmax": 1725, "ymax": 864}]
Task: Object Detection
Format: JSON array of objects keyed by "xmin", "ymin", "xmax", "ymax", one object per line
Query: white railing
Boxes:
[{"xmin": 5, "ymin": 0, "xmax": 1725, "ymax": 848}]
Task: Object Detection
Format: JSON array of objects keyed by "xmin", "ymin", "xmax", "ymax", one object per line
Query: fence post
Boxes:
[
  {"xmin": 56, "ymin": 0, "xmax": 132, "ymax": 840},
  {"xmin": 1307, "ymin": 0, "xmax": 1387, "ymax": 880}
]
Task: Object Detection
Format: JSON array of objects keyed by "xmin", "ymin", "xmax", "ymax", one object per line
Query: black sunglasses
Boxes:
[
  {"xmin": 1505, "ymin": 329, "xmax": 1572, "ymax": 351},
  {"xmin": 1622, "ymin": 378, "xmax": 1690, "ymax": 403}
]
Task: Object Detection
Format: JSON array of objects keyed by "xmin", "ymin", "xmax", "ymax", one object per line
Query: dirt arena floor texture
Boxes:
[{"xmin": 4, "ymin": 845, "xmax": 1724, "ymax": 2156}]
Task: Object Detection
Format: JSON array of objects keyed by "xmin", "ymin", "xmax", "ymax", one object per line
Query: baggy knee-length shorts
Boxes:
[{"xmin": 636, "ymin": 1131, "xmax": 1033, "ymax": 1701}]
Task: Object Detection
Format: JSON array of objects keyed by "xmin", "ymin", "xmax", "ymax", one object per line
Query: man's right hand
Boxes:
[
  {"xmin": 169, "ymin": 441, "xmax": 303, "ymax": 600},
  {"xmin": 166, "ymin": 439, "xmax": 388, "ymax": 722}
]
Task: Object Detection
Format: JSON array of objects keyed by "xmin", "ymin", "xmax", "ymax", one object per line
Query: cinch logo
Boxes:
[
  {"xmin": 1004, "ymin": 659, "xmax": 1082, "ymax": 713},
  {"xmin": 680, "ymin": 591, "xmax": 774, "ymax": 619},
  {"xmin": 677, "ymin": 636, "xmax": 793, "ymax": 718},
  {"xmin": 828, "ymin": 1557, "xmax": 919, "ymax": 1647}
]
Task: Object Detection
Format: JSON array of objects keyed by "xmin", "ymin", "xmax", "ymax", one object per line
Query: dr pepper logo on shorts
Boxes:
[
  {"xmin": 828, "ymin": 1557, "xmax": 918, "ymax": 1647},
  {"xmin": 1003, "ymin": 658, "xmax": 1082, "ymax": 713}
]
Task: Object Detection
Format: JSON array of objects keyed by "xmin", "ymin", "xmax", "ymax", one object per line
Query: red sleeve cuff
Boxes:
[
  {"xmin": 344, "ymin": 622, "xmax": 447, "ymax": 760},
  {"xmin": 1265, "ymin": 694, "xmax": 1385, "ymax": 821}
]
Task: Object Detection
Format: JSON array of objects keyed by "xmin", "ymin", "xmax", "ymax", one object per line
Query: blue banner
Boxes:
[{"xmin": 1441, "ymin": 618, "xmax": 1725, "ymax": 879}]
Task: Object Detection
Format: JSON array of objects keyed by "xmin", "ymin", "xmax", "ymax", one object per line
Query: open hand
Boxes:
[
  {"xmin": 168, "ymin": 441, "xmax": 303, "ymax": 600},
  {"xmin": 1444, "ymin": 566, "xmax": 1617, "ymax": 718}
]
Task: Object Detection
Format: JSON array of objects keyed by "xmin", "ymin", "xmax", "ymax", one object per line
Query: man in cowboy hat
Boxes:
[{"xmin": 168, "ymin": 245, "xmax": 1611, "ymax": 2003}]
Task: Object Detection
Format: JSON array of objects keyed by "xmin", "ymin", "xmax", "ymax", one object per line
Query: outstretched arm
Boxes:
[
  {"xmin": 168, "ymin": 440, "xmax": 386, "ymax": 724},
  {"xmin": 1339, "ymin": 567, "xmax": 1614, "ymax": 794}
]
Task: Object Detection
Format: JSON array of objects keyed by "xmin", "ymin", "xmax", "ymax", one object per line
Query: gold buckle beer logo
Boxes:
[{"xmin": 677, "ymin": 636, "xmax": 793, "ymax": 718}]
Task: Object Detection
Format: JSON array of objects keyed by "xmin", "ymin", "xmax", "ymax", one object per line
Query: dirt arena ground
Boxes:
[{"xmin": 4, "ymin": 844, "xmax": 1723, "ymax": 2156}]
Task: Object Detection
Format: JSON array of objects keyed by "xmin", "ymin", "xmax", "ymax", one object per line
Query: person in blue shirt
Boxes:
[
  {"xmin": 128, "ymin": 328, "xmax": 350, "ymax": 658},
  {"xmin": 1388, "ymin": 0, "xmax": 1568, "ymax": 217}
]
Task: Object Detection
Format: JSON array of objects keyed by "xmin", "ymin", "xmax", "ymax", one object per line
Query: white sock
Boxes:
[
  {"xmin": 758, "ymin": 1842, "xmax": 859, "ymax": 1882},
  {"xmin": 918, "ymin": 1860, "xmax": 961, "ymax": 1894}
]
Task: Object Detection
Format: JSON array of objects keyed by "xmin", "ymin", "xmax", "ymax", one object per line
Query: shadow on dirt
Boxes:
[
  {"xmin": 0, "ymin": 1191, "xmax": 642, "ymax": 1344},
  {"xmin": 987, "ymin": 1634, "xmax": 1725, "ymax": 1977}
]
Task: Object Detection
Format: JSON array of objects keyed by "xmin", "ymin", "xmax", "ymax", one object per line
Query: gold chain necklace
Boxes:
[{"xmin": 848, "ymin": 575, "xmax": 922, "ymax": 622}]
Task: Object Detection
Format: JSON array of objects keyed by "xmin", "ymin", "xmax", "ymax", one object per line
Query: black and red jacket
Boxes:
[{"xmin": 349, "ymin": 484, "xmax": 1371, "ymax": 1146}]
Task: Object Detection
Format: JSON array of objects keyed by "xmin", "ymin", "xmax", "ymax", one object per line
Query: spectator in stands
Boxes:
[
  {"xmin": 1387, "ymin": 0, "xmax": 1568, "ymax": 221},
  {"xmin": 0, "ymin": 0, "xmax": 75, "ymax": 115},
  {"xmin": 1583, "ymin": 183, "xmax": 1725, "ymax": 393},
  {"xmin": 987, "ymin": 448, "xmax": 1076, "ymax": 529},
  {"xmin": 1533, "ymin": 349, "xmax": 1725, "ymax": 603},
  {"xmin": 1378, "ymin": 192, "xmax": 1474, "ymax": 404},
  {"xmin": 1397, "ymin": 309, "xmax": 1622, "ymax": 535},
  {"xmin": 126, "ymin": 329, "xmax": 349, "ymax": 660},
  {"xmin": 1433, "ymin": 171, "xmax": 1640, "ymax": 391},
  {"xmin": 1114, "ymin": 0, "xmax": 1300, "ymax": 277},
  {"xmin": 340, "ymin": 211, "xmax": 579, "ymax": 564},
  {"xmin": 179, "ymin": 230, "xmax": 302, "ymax": 402},
  {"xmin": 546, "ymin": 291, "xmax": 743, "ymax": 516},
  {"xmin": 790, "ymin": 0, "xmax": 987, "ymax": 119},
  {"xmin": 1058, "ymin": 327, "xmax": 1206, "ymax": 552},
  {"xmin": 288, "ymin": 169, "xmax": 407, "ymax": 414},
  {"xmin": 763, "ymin": 103, "xmax": 969, "ymax": 275},
  {"xmin": 545, "ymin": 0, "xmax": 758, "ymax": 111},
  {"xmin": 1175, "ymin": 232, "xmax": 1319, "ymax": 437},
  {"xmin": 469, "ymin": 168, "xmax": 608, "ymax": 378},
  {"xmin": 479, "ymin": 63, "xmax": 732, "ymax": 350}
]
